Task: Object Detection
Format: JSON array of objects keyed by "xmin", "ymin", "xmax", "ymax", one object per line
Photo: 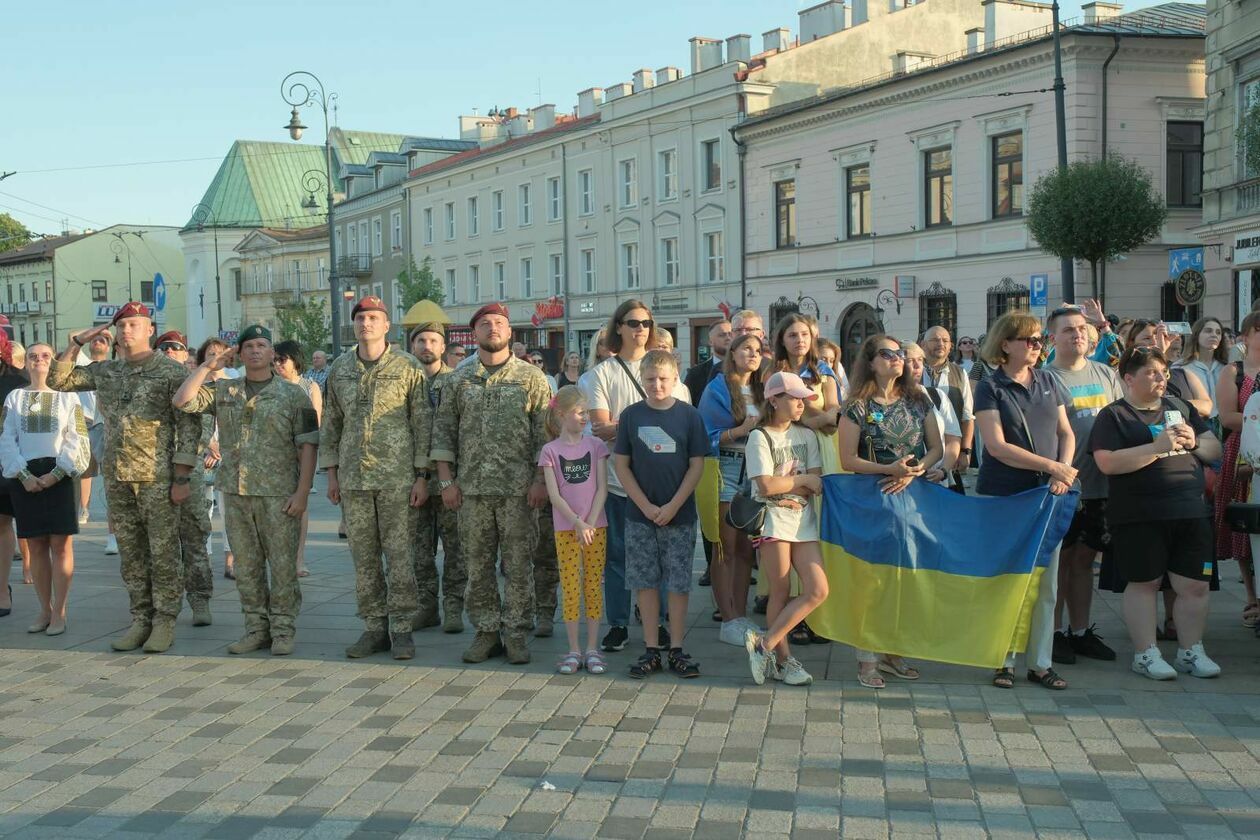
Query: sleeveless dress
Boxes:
[{"xmin": 1214, "ymin": 364, "xmax": 1255, "ymax": 566}]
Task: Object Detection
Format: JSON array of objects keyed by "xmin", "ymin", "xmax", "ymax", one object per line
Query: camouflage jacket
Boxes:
[
  {"xmin": 414, "ymin": 362, "xmax": 455, "ymax": 474},
  {"xmin": 320, "ymin": 345, "xmax": 425, "ymax": 490},
  {"xmin": 179, "ymin": 376, "xmax": 319, "ymax": 497},
  {"xmin": 48, "ymin": 352, "xmax": 200, "ymax": 484},
  {"xmin": 430, "ymin": 353, "xmax": 551, "ymax": 497}
]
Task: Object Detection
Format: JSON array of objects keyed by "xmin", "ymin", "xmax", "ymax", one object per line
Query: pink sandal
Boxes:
[
  {"xmin": 557, "ymin": 652, "xmax": 582, "ymax": 675},
  {"xmin": 584, "ymin": 650, "xmax": 607, "ymax": 675}
]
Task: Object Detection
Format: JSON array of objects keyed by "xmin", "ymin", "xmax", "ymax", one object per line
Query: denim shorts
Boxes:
[
  {"xmin": 718, "ymin": 449, "xmax": 747, "ymax": 504},
  {"xmin": 624, "ymin": 519, "xmax": 697, "ymax": 594}
]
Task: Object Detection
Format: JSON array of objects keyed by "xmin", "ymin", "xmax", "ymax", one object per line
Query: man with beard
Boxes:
[
  {"xmin": 408, "ymin": 322, "xmax": 466, "ymax": 633},
  {"xmin": 431, "ymin": 303, "xmax": 552, "ymax": 664},
  {"xmin": 322, "ymin": 296, "xmax": 427, "ymax": 660}
]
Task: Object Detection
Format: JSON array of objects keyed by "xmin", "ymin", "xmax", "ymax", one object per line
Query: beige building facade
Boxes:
[{"xmin": 235, "ymin": 227, "xmax": 330, "ymax": 337}]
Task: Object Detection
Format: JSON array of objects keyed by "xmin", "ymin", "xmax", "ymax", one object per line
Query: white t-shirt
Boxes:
[
  {"xmin": 588, "ymin": 356, "xmax": 691, "ymax": 495},
  {"xmin": 746, "ymin": 423, "xmax": 822, "ymax": 542},
  {"xmin": 724, "ymin": 385, "xmax": 760, "ymax": 454}
]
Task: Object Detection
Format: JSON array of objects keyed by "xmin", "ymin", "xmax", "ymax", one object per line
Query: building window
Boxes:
[
  {"xmin": 581, "ymin": 248, "xmax": 596, "ymax": 293},
  {"xmin": 578, "ymin": 169, "xmax": 594, "ymax": 215},
  {"xmin": 846, "ymin": 165, "xmax": 871, "ymax": 238},
  {"xmin": 467, "ymin": 197, "xmax": 479, "ymax": 236},
  {"xmin": 291, "ymin": 259, "xmax": 302, "ymax": 289},
  {"xmin": 423, "ymin": 209, "xmax": 433, "ymax": 245},
  {"xmin": 359, "ymin": 221, "xmax": 369, "ymax": 255},
  {"xmin": 701, "ymin": 139, "xmax": 721, "ymax": 191},
  {"xmin": 32, "ymin": 324, "xmax": 38, "ymax": 344},
  {"xmin": 233, "ymin": 268, "xmax": 242, "ymax": 300},
  {"xmin": 390, "ymin": 211, "xmax": 402, "ymax": 251},
  {"xmin": 444, "ymin": 202, "xmax": 455, "ymax": 239},
  {"xmin": 924, "ymin": 148, "xmax": 953, "ymax": 227},
  {"xmin": 142, "ymin": 278, "xmax": 155, "ymax": 301},
  {"xmin": 705, "ymin": 232, "xmax": 724, "ymax": 284},
  {"xmin": 521, "ymin": 257, "xmax": 534, "ymax": 297},
  {"xmin": 348, "ymin": 224, "xmax": 358, "ymax": 255},
  {"xmin": 91, "ymin": 280, "xmax": 107, "ymax": 302},
  {"xmin": 986, "ymin": 277, "xmax": 1029, "ymax": 328},
  {"xmin": 519, "ymin": 183, "xmax": 532, "ymax": 226},
  {"xmin": 492, "ymin": 190, "xmax": 504, "ymax": 230},
  {"xmin": 372, "ymin": 217, "xmax": 383, "ymax": 256},
  {"xmin": 991, "ymin": 132, "xmax": 1024, "ymax": 218},
  {"xmin": 335, "ymin": 226, "xmax": 343, "ymax": 256},
  {"xmin": 469, "ymin": 264, "xmax": 480, "ymax": 301},
  {"xmin": 317, "ymin": 257, "xmax": 327, "ymax": 287},
  {"xmin": 618, "ymin": 159, "xmax": 637, "ymax": 209},
  {"xmin": 1166, "ymin": 121, "xmax": 1203, "ymax": 208},
  {"xmin": 917, "ymin": 281, "xmax": 958, "ymax": 336},
  {"xmin": 550, "ymin": 254, "xmax": 563, "ymax": 296},
  {"xmin": 1243, "ymin": 79, "xmax": 1260, "ymax": 179},
  {"xmin": 775, "ymin": 180, "xmax": 796, "ymax": 248},
  {"xmin": 661, "ymin": 237, "xmax": 679, "ymax": 286},
  {"xmin": 620, "ymin": 242, "xmax": 639, "ymax": 289},
  {"xmin": 658, "ymin": 149, "xmax": 677, "ymax": 200},
  {"xmin": 494, "ymin": 261, "xmax": 505, "ymax": 299},
  {"xmin": 547, "ymin": 177, "xmax": 562, "ymax": 221},
  {"xmin": 445, "ymin": 268, "xmax": 457, "ymax": 304}
]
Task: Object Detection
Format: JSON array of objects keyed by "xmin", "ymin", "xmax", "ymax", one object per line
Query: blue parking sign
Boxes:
[{"xmin": 1030, "ymin": 273, "xmax": 1048, "ymax": 314}]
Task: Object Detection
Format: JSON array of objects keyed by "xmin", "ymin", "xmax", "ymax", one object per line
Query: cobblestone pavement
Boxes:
[{"xmin": 0, "ymin": 475, "xmax": 1256, "ymax": 839}]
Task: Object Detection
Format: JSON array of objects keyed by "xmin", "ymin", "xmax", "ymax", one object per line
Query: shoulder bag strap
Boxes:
[{"xmin": 612, "ymin": 356, "xmax": 648, "ymax": 402}]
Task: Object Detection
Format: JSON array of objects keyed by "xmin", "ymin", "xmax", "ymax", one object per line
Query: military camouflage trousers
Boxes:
[
  {"xmin": 533, "ymin": 505, "xmax": 558, "ymax": 623},
  {"xmin": 180, "ymin": 479, "xmax": 213, "ymax": 607},
  {"xmin": 106, "ymin": 478, "xmax": 183, "ymax": 623},
  {"xmin": 415, "ymin": 495, "xmax": 465, "ymax": 617},
  {"xmin": 460, "ymin": 495, "xmax": 538, "ymax": 639},
  {"xmin": 223, "ymin": 493, "xmax": 302, "ymax": 638},
  {"xmin": 342, "ymin": 488, "xmax": 419, "ymax": 633}
]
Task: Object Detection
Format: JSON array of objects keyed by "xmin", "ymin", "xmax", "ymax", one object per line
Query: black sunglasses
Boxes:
[
  {"xmin": 621, "ymin": 318, "xmax": 654, "ymax": 329},
  {"xmin": 876, "ymin": 348, "xmax": 906, "ymax": 361},
  {"xmin": 157, "ymin": 342, "xmax": 186, "ymax": 352},
  {"xmin": 1013, "ymin": 335, "xmax": 1045, "ymax": 349}
]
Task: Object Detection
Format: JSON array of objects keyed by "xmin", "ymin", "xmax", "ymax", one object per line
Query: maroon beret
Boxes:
[
  {"xmin": 111, "ymin": 302, "xmax": 151, "ymax": 326},
  {"xmin": 469, "ymin": 302, "xmax": 510, "ymax": 330},
  {"xmin": 351, "ymin": 295, "xmax": 388, "ymax": 318}
]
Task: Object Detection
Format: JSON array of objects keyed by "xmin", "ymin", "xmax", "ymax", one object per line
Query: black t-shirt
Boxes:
[
  {"xmin": 973, "ymin": 366, "xmax": 1065, "ymax": 496},
  {"xmin": 0, "ymin": 368, "xmax": 30, "ymax": 404},
  {"xmin": 1088, "ymin": 396, "xmax": 1211, "ymax": 525}
]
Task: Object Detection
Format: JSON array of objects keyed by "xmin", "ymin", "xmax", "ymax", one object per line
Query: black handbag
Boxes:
[
  {"xmin": 1226, "ymin": 502, "xmax": 1260, "ymax": 534},
  {"xmin": 725, "ymin": 491, "xmax": 766, "ymax": 537}
]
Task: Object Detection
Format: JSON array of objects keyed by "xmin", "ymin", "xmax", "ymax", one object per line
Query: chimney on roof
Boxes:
[
  {"xmin": 966, "ymin": 26, "xmax": 984, "ymax": 54},
  {"xmin": 632, "ymin": 69, "xmax": 655, "ymax": 93},
  {"xmin": 851, "ymin": 0, "xmax": 868, "ymax": 25},
  {"xmin": 726, "ymin": 34, "xmax": 752, "ymax": 64},
  {"xmin": 799, "ymin": 1, "xmax": 847, "ymax": 42},
  {"xmin": 577, "ymin": 88, "xmax": 603, "ymax": 117},
  {"xmin": 508, "ymin": 113, "xmax": 531, "ymax": 136},
  {"xmin": 689, "ymin": 37, "xmax": 724, "ymax": 74},
  {"xmin": 1082, "ymin": 1, "xmax": 1123, "ymax": 23},
  {"xmin": 656, "ymin": 66, "xmax": 682, "ymax": 85},
  {"xmin": 762, "ymin": 28, "xmax": 791, "ymax": 53},
  {"xmin": 605, "ymin": 82, "xmax": 633, "ymax": 102},
  {"xmin": 529, "ymin": 104, "xmax": 556, "ymax": 131}
]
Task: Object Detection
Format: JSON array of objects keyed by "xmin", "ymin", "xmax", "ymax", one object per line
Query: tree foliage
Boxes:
[
  {"xmin": 1026, "ymin": 155, "xmax": 1167, "ymax": 300},
  {"xmin": 0, "ymin": 214, "xmax": 32, "ymax": 255},
  {"xmin": 274, "ymin": 294, "xmax": 330, "ymax": 355},
  {"xmin": 396, "ymin": 256, "xmax": 444, "ymax": 310}
]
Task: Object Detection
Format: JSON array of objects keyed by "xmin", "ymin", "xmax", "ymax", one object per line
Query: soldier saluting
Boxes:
[{"xmin": 48, "ymin": 303, "xmax": 201, "ymax": 653}]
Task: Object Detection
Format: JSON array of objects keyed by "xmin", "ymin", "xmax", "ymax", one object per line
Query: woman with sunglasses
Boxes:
[
  {"xmin": 956, "ymin": 337, "xmax": 978, "ymax": 375},
  {"xmin": 974, "ymin": 311, "xmax": 1077, "ymax": 691},
  {"xmin": 273, "ymin": 341, "xmax": 321, "ymax": 578},
  {"xmin": 836, "ymin": 335, "xmax": 943, "ymax": 687}
]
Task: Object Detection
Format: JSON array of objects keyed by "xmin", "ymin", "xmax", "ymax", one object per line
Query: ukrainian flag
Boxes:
[{"xmin": 811, "ymin": 475, "xmax": 1077, "ymax": 668}]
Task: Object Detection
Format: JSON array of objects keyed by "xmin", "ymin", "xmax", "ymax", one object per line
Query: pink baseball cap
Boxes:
[{"xmin": 764, "ymin": 371, "xmax": 817, "ymax": 400}]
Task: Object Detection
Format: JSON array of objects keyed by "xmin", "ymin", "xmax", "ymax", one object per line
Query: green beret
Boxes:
[{"xmin": 237, "ymin": 325, "xmax": 272, "ymax": 347}]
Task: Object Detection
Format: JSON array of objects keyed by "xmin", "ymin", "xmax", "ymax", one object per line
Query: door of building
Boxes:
[{"xmin": 838, "ymin": 302, "xmax": 880, "ymax": 374}]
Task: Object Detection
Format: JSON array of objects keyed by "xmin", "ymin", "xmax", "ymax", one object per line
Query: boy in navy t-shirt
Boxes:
[{"xmin": 613, "ymin": 350, "xmax": 708, "ymax": 679}]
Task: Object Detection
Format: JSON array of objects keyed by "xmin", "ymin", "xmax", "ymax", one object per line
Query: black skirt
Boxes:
[{"xmin": 10, "ymin": 457, "xmax": 79, "ymax": 538}]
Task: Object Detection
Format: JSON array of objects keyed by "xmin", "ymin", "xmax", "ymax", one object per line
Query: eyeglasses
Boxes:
[
  {"xmin": 1013, "ymin": 335, "xmax": 1045, "ymax": 349},
  {"xmin": 876, "ymin": 348, "xmax": 906, "ymax": 361},
  {"xmin": 958, "ymin": 340, "xmax": 976, "ymax": 346},
  {"xmin": 157, "ymin": 342, "xmax": 186, "ymax": 352},
  {"xmin": 621, "ymin": 318, "xmax": 654, "ymax": 330}
]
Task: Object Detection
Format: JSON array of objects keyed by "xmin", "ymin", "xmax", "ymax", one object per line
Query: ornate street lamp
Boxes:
[
  {"xmin": 190, "ymin": 202, "xmax": 223, "ymax": 335},
  {"xmin": 874, "ymin": 288, "xmax": 901, "ymax": 332}
]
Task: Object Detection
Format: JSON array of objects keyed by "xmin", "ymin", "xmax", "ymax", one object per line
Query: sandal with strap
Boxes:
[
  {"xmin": 1243, "ymin": 603, "xmax": 1259, "ymax": 629},
  {"xmin": 788, "ymin": 623, "xmax": 811, "ymax": 645},
  {"xmin": 878, "ymin": 657, "xmax": 921, "ymax": 680},
  {"xmin": 584, "ymin": 650, "xmax": 607, "ymax": 675},
  {"xmin": 858, "ymin": 665, "xmax": 886, "ymax": 689},
  {"xmin": 628, "ymin": 650, "xmax": 662, "ymax": 679},
  {"xmin": 992, "ymin": 668, "xmax": 1015, "ymax": 689},
  {"xmin": 667, "ymin": 648, "xmax": 701, "ymax": 678},
  {"xmin": 557, "ymin": 652, "xmax": 582, "ymax": 675},
  {"xmin": 1027, "ymin": 668, "xmax": 1068, "ymax": 690}
]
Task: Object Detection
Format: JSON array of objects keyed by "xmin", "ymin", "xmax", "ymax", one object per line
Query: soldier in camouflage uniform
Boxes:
[
  {"xmin": 174, "ymin": 325, "xmax": 319, "ymax": 656},
  {"xmin": 49, "ymin": 303, "xmax": 201, "ymax": 654},
  {"xmin": 533, "ymin": 508, "xmax": 558, "ymax": 637},
  {"xmin": 322, "ymin": 296, "xmax": 428, "ymax": 660},
  {"xmin": 408, "ymin": 322, "xmax": 465, "ymax": 634},
  {"xmin": 431, "ymin": 302, "xmax": 552, "ymax": 665},
  {"xmin": 156, "ymin": 330, "xmax": 214, "ymax": 625}
]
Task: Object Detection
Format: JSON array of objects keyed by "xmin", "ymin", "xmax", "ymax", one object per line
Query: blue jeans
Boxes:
[{"xmin": 603, "ymin": 493, "xmax": 668, "ymax": 628}]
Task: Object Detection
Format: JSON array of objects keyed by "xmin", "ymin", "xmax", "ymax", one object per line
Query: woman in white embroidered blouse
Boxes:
[{"xmin": 0, "ymin": 343, "xmax": 90, "ymax": 635}]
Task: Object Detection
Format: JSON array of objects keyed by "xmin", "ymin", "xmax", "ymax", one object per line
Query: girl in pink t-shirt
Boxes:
[{"xmin": 539, "ymin": 385, "xmax": 610, "ymax": 675}]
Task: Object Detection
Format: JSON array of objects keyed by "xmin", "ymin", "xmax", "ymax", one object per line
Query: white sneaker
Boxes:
[
  {"xmin": 779, "ymin": 657, "xmax": 813, "ymax": 686},
  {"xmin": 1173, "ymin": 643, "xmax": 1221, "ymax": 678},
  {"xmin": 1131, "ymin": 646, "xmax": 1176, "ymax": 680},
  {"xmin": 719, "ymin": 621, "xmax": 747, "ymax": 647},
  {"xmin": 744, "ymin": 630, "xmax": 774, "ymax": 685},
  {"xmin": 78, "ymin": 508, "xmax": 89, "ymax": 525},
  {"xmin": 104, "ymin": 535, "xmax": 118, "ymax": 556},
  {"xmin": 735, "ymin": 616, "xmax": 762, "ymax": 635}
]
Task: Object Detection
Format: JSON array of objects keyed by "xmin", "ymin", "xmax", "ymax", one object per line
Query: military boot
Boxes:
[
  {"xmin": 391, "ymin": 631, "xmax": 415, "ymax": 660},
  {"xmin": 111, "ymin": 621, "xmax": 151, "ymax": 652},
  {"xmin": 270, "ymin": 636, "xmax": 295, "ymax": 656},
  {"xmin": 534, "ymin": 616, "xmax": 554, "ymax": 638},
  {"xmin": 413, "ymin": 606, "xmax": 440, "ymax": 630},
  {"xmin": 227, "ymin": 632, "xmax": 272, "ymax": 655},
  {"xmin": 190, "ymin": 600, "xmax": 213, "ymax": 627},
  {"xmin": 442, "ymin": 602, "xmax": 464, "ymax": 634},
  {"xmin": 462, "ymin": 631, "xmax": 504, "ymax": 663},
  {"xmin": 504, "ymin": 635, "xmax": 531, "ymax": 665},
  {"xmin": 345, "ymin": 629, "xmax": 390, "ymax": 659},
  {"xmin": 143, "ymin": 618, "xmax": 176, "ymax": 653}
]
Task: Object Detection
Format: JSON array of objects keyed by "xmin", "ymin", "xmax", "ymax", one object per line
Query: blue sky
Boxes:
[{"xmin": 3, "ymin": 0, "xmax": 1161, "ymax": 236}]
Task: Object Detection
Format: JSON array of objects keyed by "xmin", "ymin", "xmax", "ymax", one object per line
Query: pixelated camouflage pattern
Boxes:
[
  {"xmin": 180, "ymin": 471, "xmax": 213, "ymax": 605},
  {"xmin": 460, "ymin": 494, "xmax": 537, "ymax": 640},
  {"xmin": 107, "ymin": 478, "xmax": 183, "ymax": 622},
  {"xmin": 342, "ymin": 488, "xmax": 420, "ymax": 633},
  {"xmin": 223, "ymin": 492, "xmax": 302, "ymax": 637},
  {"xmin": 533, "ymin": 505, "xmax": 558, "ymax": 623},
  {"xmin": 414, "ymin": 497, "xmax": 464, "ymax": 617}
]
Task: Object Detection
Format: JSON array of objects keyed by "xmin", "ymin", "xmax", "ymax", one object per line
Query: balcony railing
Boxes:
[
  {"xmin": 1237, "ymin": 178, "xmax": 1260, "ymax": 213},
  {"xmin": 337, "ymin": 255, "xmax": 371, "ymax": 277}
]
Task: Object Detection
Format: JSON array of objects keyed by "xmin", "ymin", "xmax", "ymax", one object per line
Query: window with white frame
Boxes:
[
  {"xmin": 494, "ymin": 261, "xmax": 506, "ymax": 299},
  {"xmin": 521, "ymin": 257, "xmax": 533, "ymax": 297},
  {"xmin": 266, "ymin": 264, "xmax": 273, "ymax": 291},
  {"xmin": 317, "ymin": 257, "xmax": 327, "ymax": 288},
  {"xmin": 359, "ymin": 221, "xmax": 369, "ymax": 255},
  {"xmin": 291, "ymin": 259, "xmax": 301, "ymax": 289},
  {"xmin": 468, "ymin": 196, "xmax": 480, "ymax": 236},
  {"xmin": 658, "ymin": 149, "xmax": 677, "ymax": 201},
  {"xmin": 519, "ymin": 183, "xmax": 532, "ymax": 225},
  {"xmin": 347, "ymin": 224, "xmax": 357, "ymax": 255},
  {"xmin": 620, "ymin": 242, "xmax": 639, "ymax": 289},
  {"xmin": 847, "ymin": 165, "xmax": 872, "ymax": 237},
  {"xmin": 372, "ymin": 217, "xmax": 383, "ymax": 256},
  {"xmin": 618, "ymin": 159, "xmax": 637, "ymax": 208},
  {"xmin": 701, "ymin": 139, "xmax": 721, "ymax": 191},
  {"xmin": 445, "ymin": 267, "xmax": 457, "ymax": 304},
  {"xmin": 492, "ymin": 190, "xmax": 504, "ymax": 230},
  {"xmin": 469, "ymin": 264, "xmax": 480, "ymax": 301},
  {"xmin": 423, "ymin": 208, "xmax": 433, "ymax": 244},
  {"xmin": 1241, "ymin": 78, "xmax": 1260, "ymax": 179},
  {"xmin": 578, "ymin": 169, "xmax": 594, "ymax": 215},
  {"xmin": 444, "ymin": 202, "xmax": 455, "ymax": 239},
  {"xmin": 547, "ymin": 177, "xmax": 562, "ymax": 221},
  {"xmin": 391, "ymin": 210, "xmax": 402, "ymax": 251},
  {"xmin": 549, "ymin": 253, "xmax": 563, "ymax": 296},
  {"xmin": 705, "ymin": 232, "xmax": 724, "ymax": 284},
  {"xmin": 660, "ymin": 237, "xmax": 679, "ymax": 286},
  {"xmin": 335, "ymin": 227, "xmax": 343, "ymax": 255},
  {"xmin": 580, "ymin": 248, "xmax": 596, "ymax": 293}
]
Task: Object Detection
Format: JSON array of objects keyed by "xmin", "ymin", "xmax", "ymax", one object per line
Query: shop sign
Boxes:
[
  {"xmin": 579, "ymin": 301, "xmax": 596, "ymax": 314},
  {"xmin": 530, "ymin": 296, "xmax": 565, "ymax": 326},
  {"xmin": 835, "ymin": 276, "xmax": 878, "ymax": 291},
  {"xmin": 1236, "ymin": 231, "xmax": 1260, "ymax": 267},
  {"xmin": 895, "ymin": 275, "xmax": 916, "ymax": 298},
  {"xmin": 1168, "ymin": 247, "xmax": 1205, "ymax": 307},
  {"xmin": 94, "ymin": 304, "xmax": 119, "ymax": 325}
]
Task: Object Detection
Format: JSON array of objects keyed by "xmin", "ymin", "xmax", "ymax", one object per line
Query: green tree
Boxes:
[
  {"xmin": 396, "ymin": 256, "xmax": 444, "ymax": 310},
  {"xmin": 0, "ymin": 214, "xmax": 32, "ymax": 255},
  {"xmin": 1026, "ymin": 155, "xmax": 1168, "ymax": 303},
  {"xmin": 273, "ymin": 294, "xmax": 330, "ymax": 354}
]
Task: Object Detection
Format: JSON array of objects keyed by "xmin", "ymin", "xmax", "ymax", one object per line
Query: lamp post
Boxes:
[
  {"xmin": 1050, "ymin": 1, "xmax": 1074, "ymax": 303},
  {"xmin": 874, "ymin": 288, "xmax": 901, "ymax": 331},
  {"xmin": 109, "ymin": 234, "xmax": 136, "ymax": 302},
  {"xmin": 282, "ymin": 71, "xmax": 340, "ymax": 354},
  {"xmin": 190, "ymin": 203, "xmax": 223, "ymax": 336}
]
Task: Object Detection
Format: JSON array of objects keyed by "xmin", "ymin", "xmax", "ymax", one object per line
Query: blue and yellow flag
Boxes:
[{"xmin": 810, "ymin": 475, "xmax": 1077, "ymax": 668}]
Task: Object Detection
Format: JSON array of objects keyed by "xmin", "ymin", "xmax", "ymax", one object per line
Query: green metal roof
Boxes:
[{"xmin": 330, "ymin": 128, "xmax": 408, "ymax": 166}]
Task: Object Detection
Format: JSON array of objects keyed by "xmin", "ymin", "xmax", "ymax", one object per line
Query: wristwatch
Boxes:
[
  {"xmin": 173, "ymin": 475, "xmax": 191, "ymax": 486},
  {"xmin": 438, "ymin": 478, "xmax": 456, "ymax": 491},
  {"xmin": 416, "ymin": 469, "xmax": 431, "ymax": 480},
  {"xmin": 960, "ymin": 448, "xmax": 972, "ymax": 455}
]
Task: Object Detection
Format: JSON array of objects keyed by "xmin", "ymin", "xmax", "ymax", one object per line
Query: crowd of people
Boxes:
[{"xmin": 0, "ymin": 293, "xmax": 1250, "ymax": 690}]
